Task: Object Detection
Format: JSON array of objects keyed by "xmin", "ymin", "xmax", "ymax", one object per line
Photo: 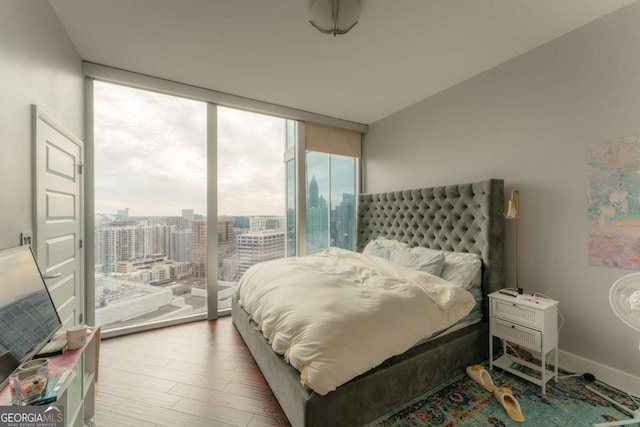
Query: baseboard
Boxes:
[{"xmin": 559, "ymin": 349, "xmax": 640, "ymax": 397}]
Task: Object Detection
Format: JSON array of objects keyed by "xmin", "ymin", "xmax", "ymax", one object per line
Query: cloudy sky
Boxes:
[{"xmin": 94, "ymin": 81, "xmax": 285, "ymax": 217}]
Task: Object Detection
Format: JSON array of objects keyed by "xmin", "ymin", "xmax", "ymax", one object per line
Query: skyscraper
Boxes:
[
  {"xmin": 237, "ymin": 217, "xmax": 285, "ymax": 275},
  {"xmin": 191, "ymin": 219, "xmax": 207, "ymax": 278}
]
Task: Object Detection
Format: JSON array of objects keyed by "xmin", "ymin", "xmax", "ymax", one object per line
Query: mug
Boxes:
[{"xmin": 66, "ymin": 325, "xmax": 88, "ymax": 350}]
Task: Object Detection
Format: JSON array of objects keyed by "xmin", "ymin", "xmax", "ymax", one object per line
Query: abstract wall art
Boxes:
[{"xmin": 587, "ymin": 135, "xmax": 640, "ymax": 270}]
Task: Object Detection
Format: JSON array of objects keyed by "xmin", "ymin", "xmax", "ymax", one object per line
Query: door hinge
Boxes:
[
  {"xmin": 79, "ymin": 239, "xmax": 83, "ymax": 249},
  {"xmin": 77, "ymin": 163, "xmax": 86, "ymax": 174}
]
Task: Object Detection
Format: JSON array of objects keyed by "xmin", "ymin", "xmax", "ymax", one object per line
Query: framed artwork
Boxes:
[{"xmin": 587, "ymin": 135, "xmax": 640, "ymax": 270}]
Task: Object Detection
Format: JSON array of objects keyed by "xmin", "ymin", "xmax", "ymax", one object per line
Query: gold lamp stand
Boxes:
[{"xmin": 504, "ymin": 190, "xmax": 521, "ymax": 293}]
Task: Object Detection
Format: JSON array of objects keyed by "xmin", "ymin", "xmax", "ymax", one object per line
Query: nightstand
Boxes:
[{"xmin": 488, "ymin": 291, "xmax": 559, "ymax": 395}]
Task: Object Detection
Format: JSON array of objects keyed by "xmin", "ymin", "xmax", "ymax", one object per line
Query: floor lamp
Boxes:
[{"xmin": 504, "ymin": 190, "xmax": 522, "ymax": 294}]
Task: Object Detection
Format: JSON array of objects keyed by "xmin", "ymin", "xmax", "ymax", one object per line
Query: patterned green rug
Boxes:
[{"xmin": 369, "ymin": 365, "xmax": 637, "ymax": 426}]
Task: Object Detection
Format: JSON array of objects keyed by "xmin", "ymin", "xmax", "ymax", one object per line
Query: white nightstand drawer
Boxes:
[
  {"xmin": 490, "ymin": 317, "xmax": 542, "ymax": 351},
  {"xmin": 491, "ymin": 298, "xmax": 544, "ymax": 330}
]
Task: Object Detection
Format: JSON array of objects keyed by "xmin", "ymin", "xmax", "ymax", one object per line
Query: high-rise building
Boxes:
[
  {"xmin": 250, "ymin": 216, "xmax": 284, "ymax": 232},
  {"xmin": 308, "ymin": 175, "xmax": 319, "ymax": 208},
  {"xmin": 306, "ymin": 176, "xmax": 328, "ymax": 254},
  {"xmin": 237, "ymin": 217, "xmax": 285, "ymax": 275},
  {"xmin": 331, "ymin": 193, "xmax": 355, "ymax": 250},
  {"xmin": 171, "ymin": 228, "xmax": 191, "ymax": 262},
  {"xmin": 217, "ymin": 218, "xmax": 234, "ymax": 273},
  {"xmin": 95, "ymin": 223, "xmax": 140, "ymax": 273},
  {"xmin": 191, "ymin": 219, "xmax": 207, "ymax": 278},
  {"xmin": 96, "ymin": 211, "xmax": 194, "ymax": 273}
]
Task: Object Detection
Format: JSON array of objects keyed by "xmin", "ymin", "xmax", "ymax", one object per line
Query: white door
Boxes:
[{"xmin": 33, "ymin": 105, "xmax": 84, "ymax": 329}]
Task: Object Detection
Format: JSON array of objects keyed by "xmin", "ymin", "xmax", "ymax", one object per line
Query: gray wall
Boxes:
[
  {"xmin": 0, "ymin": 1, "xmax": 84, "ymax": 250},
  {"xmin": 364, "ymin": 2, "xmax": 640, "ymax": 392}
]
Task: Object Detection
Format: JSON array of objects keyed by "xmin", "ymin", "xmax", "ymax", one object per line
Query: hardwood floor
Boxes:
[{"xmin": 94, "ymin": 316, "xmax": 290, "ymax": 427}]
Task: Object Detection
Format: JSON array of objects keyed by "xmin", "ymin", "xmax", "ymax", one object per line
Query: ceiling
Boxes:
[{"xmin": 49, "ymin": 0, "xmax": 636, "ymax": 125}]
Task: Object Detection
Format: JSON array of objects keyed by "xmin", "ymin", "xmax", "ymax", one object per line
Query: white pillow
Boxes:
[
  {"xmin": 409, "ymin": 247, "xmax": 482, "ymax": 290},
  {"xmin": 389, "ymin": 249, "xmax": 445, "ymax": 277},
  {"xmin": 441, "ymin": 252, "xmax": 482, "ymax": 290},
  {"xmin": 362, "ymin": 237, "xmax": 409, "ymax": 259}
]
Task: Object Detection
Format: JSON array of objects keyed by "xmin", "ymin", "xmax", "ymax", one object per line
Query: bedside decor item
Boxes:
[
  {"xmin": 309, "ymin": 0, "xmax": 361, "ymax": 36},
  {"xmin": 504, "ymin": 189, "xmax": 522, "ymax": 293}
]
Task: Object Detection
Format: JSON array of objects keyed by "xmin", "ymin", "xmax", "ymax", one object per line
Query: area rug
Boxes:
[{"xmin": 369, "ymin": 364, "xmax": 637, "ymax": 426}]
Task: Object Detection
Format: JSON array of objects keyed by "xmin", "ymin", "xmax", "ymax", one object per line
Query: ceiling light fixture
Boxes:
[{"xmin": 309, "ymin": 0, "xmax": 361, "ymax": 36}]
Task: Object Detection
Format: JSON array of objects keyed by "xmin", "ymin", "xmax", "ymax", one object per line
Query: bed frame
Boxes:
[{"xmin": 232, "ymin": 178, "xmax": 505, "ymax": 427}]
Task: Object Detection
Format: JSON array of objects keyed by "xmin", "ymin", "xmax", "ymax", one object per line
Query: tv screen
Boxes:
[{"xmin": 0, "ymin": 246, "xmax": 62, "ymax": 389}]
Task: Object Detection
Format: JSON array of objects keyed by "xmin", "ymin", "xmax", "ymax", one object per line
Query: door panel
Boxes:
[
  {"xmin": 48, "ymin": 273, "xmax": 76, "ymax": 307},
  {"xmin": 45, "ymin": 234, "xmax": 76, "ymax": 270},
  {"xmin": 46, "ymin": 191, "xmax": 76, "ymax": 219},
  {"xmin": 46, "ymin": 143, "xmax": 76, "ymax": 180},
  {"xmin": 33, "ymin": 105, "xmax": 84, "ymax": 329}
]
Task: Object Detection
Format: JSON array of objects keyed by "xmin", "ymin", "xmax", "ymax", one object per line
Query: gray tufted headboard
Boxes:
[{"xmin": 356, "ymin": 179, "xmax": 505, "ymax": 320}]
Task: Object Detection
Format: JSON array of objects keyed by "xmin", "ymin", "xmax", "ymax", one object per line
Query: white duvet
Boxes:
[{"xmin": 236, "ymin": 247, "xmax": 475, "ymax": 395}]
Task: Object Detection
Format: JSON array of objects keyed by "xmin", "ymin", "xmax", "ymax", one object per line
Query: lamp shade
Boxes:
[{"xmin": 309, "ymin": 0, "xmax": 361, "ymax": 36}]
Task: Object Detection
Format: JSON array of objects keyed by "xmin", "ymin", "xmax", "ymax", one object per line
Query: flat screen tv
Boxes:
[{"xmin": 0, "ymin": 245, "xmax": 62, "ymax": 390}]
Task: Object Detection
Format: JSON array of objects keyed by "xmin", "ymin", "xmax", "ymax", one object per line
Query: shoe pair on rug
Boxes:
[{"xmin": 466, "ymin": 365, "xmax": 525, "ymax": 423}]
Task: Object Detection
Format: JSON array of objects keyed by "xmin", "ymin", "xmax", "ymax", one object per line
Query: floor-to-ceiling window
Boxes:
[
  {"xmin": 93, "ymin": 81, "xmax": 207, "ymax": 331},
  {"xmin": 216, "ymin": 107, "xmax": 287, "ymax": 309},
  {"xmin": 87, "ymin": 66, "xmax": 365, "ymax": 334}
]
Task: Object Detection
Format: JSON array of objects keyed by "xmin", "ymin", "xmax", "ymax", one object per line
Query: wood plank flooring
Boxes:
[{"xmin": 94, "ymin": 316, "xmax": 290, "ymax": 427}]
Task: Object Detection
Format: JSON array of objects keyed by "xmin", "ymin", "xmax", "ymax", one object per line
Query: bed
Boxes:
[{"xmin": 232, "ymin": 178, "xmax": 505, "ymax": 427}]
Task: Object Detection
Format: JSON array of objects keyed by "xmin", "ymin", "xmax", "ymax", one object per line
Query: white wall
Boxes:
[
  {"xmin": 0, "ymin": 1, "xmax": 83, "ymax": 250},
  {"xmin": 364, "ymin": 2, "xmax": 640, "ymax": 395}
]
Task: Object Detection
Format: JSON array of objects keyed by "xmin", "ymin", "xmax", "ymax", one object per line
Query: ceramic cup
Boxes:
[{"xmin": 66, "ymin": 325, "xmax": 88, "ymax": 350}]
